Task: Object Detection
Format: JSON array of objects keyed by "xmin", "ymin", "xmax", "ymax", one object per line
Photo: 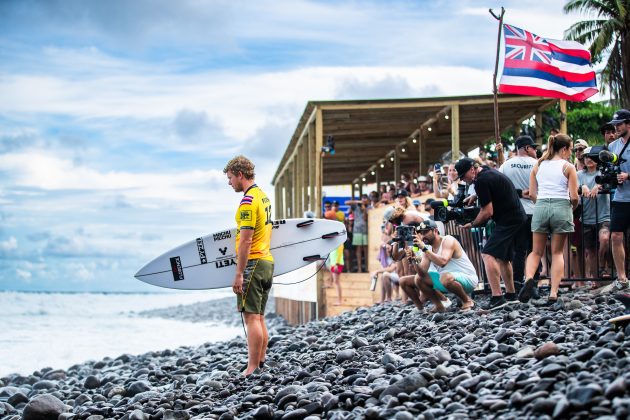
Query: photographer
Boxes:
[
  {"xmin": 607, "ymin": 109, "xmax": 630, "ymax": 289},
  {"xmin": 499, "ymin": 135, "xmax": 540, "ymax": 296},
  {"xmin": 457, "ymin": 157, "xmax": 526, "ymax": 310},
  {"xmin": 405, "ymin": 220, "xmax": 478, "ymax": 312},
  {"xmin": 578, "ymin": 147, "xmax": 611, "ymax": 279}
]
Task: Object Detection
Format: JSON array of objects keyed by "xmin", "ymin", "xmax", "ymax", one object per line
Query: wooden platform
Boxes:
[{"xmin": 324, "ymin": 272, "xmax": 379, "ymax": 317}]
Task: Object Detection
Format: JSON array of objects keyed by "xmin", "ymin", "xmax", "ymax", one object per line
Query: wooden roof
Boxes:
[{"xmin": 272, "ymin": 94, "xmax": 557, "ymax": 186}]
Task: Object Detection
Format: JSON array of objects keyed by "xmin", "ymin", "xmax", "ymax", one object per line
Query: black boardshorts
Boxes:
[{"xmin": 482, "ymin": 221, "xmax": 526, "ymax": 262}]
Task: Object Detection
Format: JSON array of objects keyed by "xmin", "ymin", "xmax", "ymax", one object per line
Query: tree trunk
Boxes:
[{"xmin": 621, "ymin": 30, "xmax": 630, "ymax": 108}]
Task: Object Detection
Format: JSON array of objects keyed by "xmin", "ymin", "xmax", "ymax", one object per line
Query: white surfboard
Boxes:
[{"xmin": 135, "ymin": 218, "xmax": 346, "ymax": 290}]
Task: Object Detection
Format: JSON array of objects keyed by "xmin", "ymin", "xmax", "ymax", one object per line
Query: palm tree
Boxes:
[{"xmin": 564, "ymin": 0, "xmax": 630, "ymax": 107}]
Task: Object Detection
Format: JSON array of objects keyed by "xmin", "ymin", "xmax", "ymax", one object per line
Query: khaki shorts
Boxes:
[
  {"xmin": 238, "ymin": 259, "xmax": 274, "ymax": 314},
  {"xmin": 352, "ymin": 233, "xmax": 368, "ymax": 246},
  {"xmin": 532, "ymin": 198, "xmax": 574, "ymax": 234}
]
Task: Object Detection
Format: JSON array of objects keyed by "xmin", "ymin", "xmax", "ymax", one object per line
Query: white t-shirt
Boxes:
[{"xmin": 500, "ymin": 156, "xmax": 537, "ymax": 215}]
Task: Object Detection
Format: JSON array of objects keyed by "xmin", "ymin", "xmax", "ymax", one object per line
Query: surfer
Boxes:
[{"xmin": 224, "ymin": 155, "xmax": 274, "ymax": 376}]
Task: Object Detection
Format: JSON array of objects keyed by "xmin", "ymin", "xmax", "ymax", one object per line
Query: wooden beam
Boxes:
[
  {"xmin": 302, "ymin": 140, "xmax": 309, "ymax": 216},
  {"xmin": 308, "ymin": 122, "xmax": 316, "ymax": 216},
  {"xmin": 451, "ymin": 103, "xmax": 460, "ymax": 161},
  {"xmin": 315, "ymin": 107, "xmax": 325, "ymax": 319},
  {"xmin": 535, "ymin": 111, "xmax": 543, "ymax": 144},
  {"xmin": 560, "ymin": 99, "xmax": 567, "ymax": 134},
  {"xmin": 393, "ymin": 149, "xmax": 400, "ymax": 186}
]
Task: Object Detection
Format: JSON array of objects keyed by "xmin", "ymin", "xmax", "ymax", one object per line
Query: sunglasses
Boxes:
[{"xmin": 573, "ymin": 148, "xmax": 585, "ymax": 152}]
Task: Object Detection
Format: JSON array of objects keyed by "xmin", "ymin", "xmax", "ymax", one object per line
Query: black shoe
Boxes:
[
  {"xmin": 505, "ymin": 293, "xmax": 519, "ymax": 304},
  {"xmin": 531, "ymin": 287, "xmax": 540, "ymax": 300},
  {"xmin": 485, "ymin": 295, "xmax": 508, "ymax": 311},
  {"xmin": 518, "ymin": 278, "xmax": 536, "ymax": 303}
]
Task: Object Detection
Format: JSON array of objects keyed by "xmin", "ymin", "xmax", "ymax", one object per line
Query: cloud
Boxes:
[
  {"xmin": 16, "ymin": 268, "xmax": 32, "ymax": 282},
  {"xmin": 0, "ymin": 236, "xmax": 18, "ymax": 252},
  {"xmin": 334, "ymin": 74, "xmax": 443, "ymax": 100},
  {"xmin": 246, "ymin": 120, "xmax": 294, "ymax": 161}
]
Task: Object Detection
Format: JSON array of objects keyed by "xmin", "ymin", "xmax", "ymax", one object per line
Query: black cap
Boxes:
[
  {"xmin": 395, "ymin": 189, "xmax": 409, "ymax": 197},
  {"xmin": 455, "ymin": 158, "xmax": 476, "ymax": 179},
  {"xmin": 331, "ymin": 200, "xmax": 339, "ymax": 206},
  {"xmin": 608, "ymin": 109, "xmax": 630, "ymax": 125},
  {"xmin": 416, "ymin": 219, "xmax": 438, "ymax": 231},
  {"xmin": 515, "ymin": 135, "xmax": 539, "ymax": 149}
]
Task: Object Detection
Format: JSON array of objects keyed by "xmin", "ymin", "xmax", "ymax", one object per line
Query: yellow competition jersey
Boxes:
[{"xmin": 235, "ymin": 184, "xmax": 274, "ymax": 262}]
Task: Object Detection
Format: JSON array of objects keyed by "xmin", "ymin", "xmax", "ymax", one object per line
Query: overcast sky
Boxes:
[{"xmin": 0, "ymin": 0, "xmax": 585, "ymax": 291}]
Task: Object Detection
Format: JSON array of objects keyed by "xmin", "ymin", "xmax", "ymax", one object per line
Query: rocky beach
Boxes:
[{"xmin": 2, "ymin": 291, "xmax": 630, "ymax": 419}]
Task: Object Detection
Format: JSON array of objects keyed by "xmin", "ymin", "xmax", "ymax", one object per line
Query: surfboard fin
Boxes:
[
  {"xmin": 322, "ymin": 231, "xmax": 345, "ymax": 239},
  {"xmin": 303, "ymin": 255, "xmax": 326, "ymax": 262}
]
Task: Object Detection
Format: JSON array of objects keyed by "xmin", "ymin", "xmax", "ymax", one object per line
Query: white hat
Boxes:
[{"xmin": 383, "ymin": 206, "xmax": 395, "ymax": 222}]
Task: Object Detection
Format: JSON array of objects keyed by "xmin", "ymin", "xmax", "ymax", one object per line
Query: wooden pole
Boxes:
[
  {"xmin": 560, "ymin": 99, "xmax": 568, "ymax": 134},
  {"xmin": 490, "ymin": 7, "xmax": 505, "ymax": 163},
  {"xmin": 315, "ymin": 107, "xmax": 325, "ymax": 319},
  {"xmin": 451, "ymin": 104, "xmax": 460, "ymax": 161},
  {"xmin": 308, "ymin": 122, "xmax": 316, "ymax": 215}
]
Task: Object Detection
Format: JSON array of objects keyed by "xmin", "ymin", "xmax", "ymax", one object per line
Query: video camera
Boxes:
[
  {"xmin": 585, "ymin": 145, "xmax": 626, "ymax": 192},
  {"xmin": 431, "ymin": 183, "xmax": 480, "ymax": 225},
  {"xmin": 390, "ymin": 225, "xmax": 417, "ymax": 249}
]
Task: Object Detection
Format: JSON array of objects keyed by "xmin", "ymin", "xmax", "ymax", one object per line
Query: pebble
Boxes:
[{"xmin": 2, "ymin": 293, "xmax": 629, "ymax": 419}]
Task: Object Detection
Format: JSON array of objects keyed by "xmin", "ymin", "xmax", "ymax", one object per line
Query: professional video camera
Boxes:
[
  {"xmin": 390, "ymin": 225, "xmax": 417, "ymax": 249},
  {"xmin": 431, "ymin": 183, "xmax": 480, "ymax": 225},
  {"xmin": 585, "ymin": 145, "xmax": 626, "ymax": 192}
]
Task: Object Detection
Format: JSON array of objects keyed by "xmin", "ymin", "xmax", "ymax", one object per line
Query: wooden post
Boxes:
[
  {"xmin": 351, "ymin": 183, "xmax": 356, "ymax": 200},
  {"xmin": 308, "ymin": 122, "xmax": 316, "ymax": 215},
  {"xmin": 393, "ymin": 150, "xmax": 400, "ymax": 187},
  {"xmin": 419, "ymin": 133, "xmax": 426, "ymax": 172},
  {"xmin": 451, "ymin": 103, "xmax": 460, "ymax": 162},
  {"xmin": 315, "ymin": 107, "xmax": 326, "ymax": 319},
  {"xmin": 302, "ymin": 140, "xmax": 309, "ymax": 215},
  {"xmin": 286, "ymin": 168, "xmax": 293, "ymax": 218},
  {"xmin": 274, "ymin": 182, "xmax": 281, "ymax": 220},
  {"xmin": 560, "ymin": 99, "xmax": 568, "ymax": 134},
  {"xmin": 535, "ymin": 111, "xmax": 543, "ymax": 143},
  {"xmin": 293, "ymin": 156, "xmax": 299, "ymax": 218},
  {"xmin": 295, "ymin": 143, "xmax": 303, "ymax": 217}
]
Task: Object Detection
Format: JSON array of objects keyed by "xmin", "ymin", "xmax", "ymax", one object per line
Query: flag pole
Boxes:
[{"xmin": 490, "ymin": 7, "xmax": 505, "ymax": 165}]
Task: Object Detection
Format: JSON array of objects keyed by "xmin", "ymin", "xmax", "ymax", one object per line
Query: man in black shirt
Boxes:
[{"xmin": 456, "ymin": 158, "xmax": 527, "ymax": 310}]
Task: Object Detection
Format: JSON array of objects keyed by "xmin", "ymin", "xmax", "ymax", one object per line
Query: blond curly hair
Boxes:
[{"xmin": 223, "ymin": 155, "xmax": 255, "ymax": 180}]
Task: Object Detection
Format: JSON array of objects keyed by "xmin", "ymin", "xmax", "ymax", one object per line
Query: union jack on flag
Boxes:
[{"xmin": 499, "ymin": 24, "xmax": 597, "ymax": 102}]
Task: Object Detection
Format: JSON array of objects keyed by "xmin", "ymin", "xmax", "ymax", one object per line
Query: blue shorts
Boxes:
[{"xmin": 429, "ymin": 271, "xmax": 476, "ymax": 295}]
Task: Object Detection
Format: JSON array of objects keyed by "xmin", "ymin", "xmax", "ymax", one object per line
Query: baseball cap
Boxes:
[
  {"xmin": 608, "ymin": 109, "xmax": 630, "ymax": 125},
  {"xmin": 412, "ymin": 199, "xmax": 421, "ymax": 206},
  {"xmin": 383, "ymin": 206, "xmax": 395, "ymax": 222},
  {"xmin": 454, "ymin": 158, "xmax": 476, "ymax": 179},
  {"xmin": 417, "ymin": 176, "xmax": 429, "ymax": 182},
  {"xmin": 395, "ymin": 189, "xmax": 409, "ymax": 197},
  {"xmin": 416, "ymin": 219, "xmax": 438, "ymax": 231},
  {"xmin": 574, "ymin": 139, "xmax": 589, "ymax": 149},
  {"xmin": 515, "ymin": 135, "xmax": 539, "ymax": 149}
]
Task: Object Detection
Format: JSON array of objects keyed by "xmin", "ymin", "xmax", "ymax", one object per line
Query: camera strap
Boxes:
[{"xmin": 618, "ymin": 138, "xmax": 630, "ymax": 162}]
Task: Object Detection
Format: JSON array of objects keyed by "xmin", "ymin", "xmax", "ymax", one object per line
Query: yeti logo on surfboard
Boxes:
[
  {"xmin": 216, "ymin": 258, "xmax": 236, "ymax": 269},
  {"xmin": 195, "ymin": 238, "xmax": 207, "ymax": 264},
  {"xmin": 169, "ymin": 256, "xmax": 185, "ymax": 281}
]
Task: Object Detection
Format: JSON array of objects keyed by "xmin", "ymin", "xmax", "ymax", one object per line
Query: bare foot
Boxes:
[
  {"xmin": 430, "ymin": 305, "xmax": 445, "ymax": 313},
  {"xmin": 461, "ymin": 300, "xmax": 475, "ymax": 311}
]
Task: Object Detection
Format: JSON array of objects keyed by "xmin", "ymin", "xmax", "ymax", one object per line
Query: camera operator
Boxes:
[
  {"xmin": 499, "ymin": 135, "xmax": 540, "ymax": 297},
  {"xmin": 579, "ymin": 147, "xmax": 611, "ymax": 279},
  {"xmin": 405, "ymin": 219, "xmax": 478, "ymax": 312},
  {"xmin": 456, "ymin": 157, "xmax": 526, "ymax": 310},
  {"xmin": 607, "ymin": 109, "xmax": 630, "ymax": 289}
]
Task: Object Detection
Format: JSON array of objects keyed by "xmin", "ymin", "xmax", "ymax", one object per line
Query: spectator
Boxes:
[
  {"xmin": 433, "ymin": 163, "xmax": 460, "ymax": 200},
  {"xmin": 369, "ymin": 190, "xmax": 381, "ymax": 208},
  {"xmin": 323, "ymin": 201, "xmax": 332, "ymax": 218},
  {"xmin": 519, "ymin": 134, "xmax": 579, "ymax": 305},
  {"xmin": 371, "ymin": 257, "xmax": 401, "ymax": 303},
  {"xmin": 458, "ymin": 157, "xmax": 527, "ymax": 310},
  {"xmin": 332, "ymin": 201, "xmax": 345, "ymax": 222},
  {"xmin": 407, "ymin": 220, "xmax": 478, "ymax": 312},
  {"xmin": 601, "ymin": 123, "xmax": 617, "ymax": 145},
  {"xmin": 324, "ymin": 211, "xmax": 344, "ymax": 305},
  {"xmin": 394, "ymin": 188, "xmax": 414, "ymax": 210},
  {"xmin": 345, "ymin": 194, "xmax": 369, "ymax": 273},
  {"xmin": 571, "ymin": 139, "xmax": 589, "ymax": 283},
  {"xmin": 606, "ymin": 109, "xmax": 630, "ymax": 291},
  {"xmin": 414, "ymin": 176, "xmax": 431, "ymax": 196},
  {"xmin": 579, "ymin": 147, "xmax": 611, "ymax": 279},
  {"xmin": 500, "ymin": 135, "xmax": 540, "ymax": 297}
]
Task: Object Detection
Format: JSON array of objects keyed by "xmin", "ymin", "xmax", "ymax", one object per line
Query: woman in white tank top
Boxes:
[{"xmin": 518, "ymin": 134, "xmax": 579, "ymax": 305}]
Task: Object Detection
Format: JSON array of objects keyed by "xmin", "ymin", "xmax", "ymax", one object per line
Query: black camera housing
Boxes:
[
  {"xmin": 431, "ymin": 183, "xmax": 480, "ymax": 225},
  {"xmin": 586, "ymin": 145, "xmax": 626, "ymax": 193}
]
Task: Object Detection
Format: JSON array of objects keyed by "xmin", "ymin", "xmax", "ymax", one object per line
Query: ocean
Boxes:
[{"xmin": 0, "ymin": 290, "xmax": 242, "ymax": 377}]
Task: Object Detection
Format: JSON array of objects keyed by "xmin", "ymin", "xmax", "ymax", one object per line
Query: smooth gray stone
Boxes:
[
  {"xmin": 379, "ymin": 374, "xmax": 427, "ymax": 401},
  {"xmin": 83, "ymin": 376, "xmax": 100, "ymax": 389},
  {"xmin": 22, "ymin": 394, "xmax": 69, "ymax": 420},
  {"xmin": 32, "ymin": 380, "xmax": 58, "ymax": 391},
  {"xmin": 126, "ymin": 381, "xmax": 151, "ymax": 397},
  {"xmin": 163, "ymin": 409, "xmax": 190, "ymax": 420},
  {"xmin": 567, "ymin": 383, "xmax": 604, "ymax": 405},
  {"xmin": 335, "ymin": 349, "xmax": 356, "ymax": 363}
]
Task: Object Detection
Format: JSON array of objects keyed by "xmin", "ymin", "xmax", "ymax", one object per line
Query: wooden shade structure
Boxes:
[{"xmin": 272, "ymin": 94, "xmax": 556, "ymax": 219}]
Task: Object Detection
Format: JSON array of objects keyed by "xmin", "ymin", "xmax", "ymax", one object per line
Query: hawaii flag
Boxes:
[{"xmin": 499, "ymin": 24, "xmax": 598, "ymax": 102}]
